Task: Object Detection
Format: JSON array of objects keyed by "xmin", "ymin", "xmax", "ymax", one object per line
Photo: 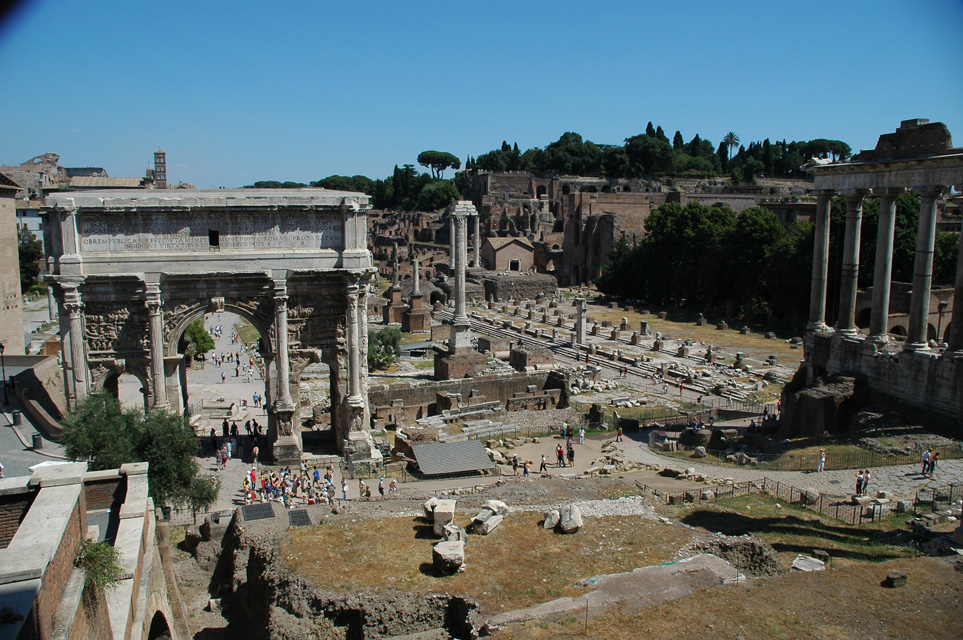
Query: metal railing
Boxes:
[
  {"xmin": 658, "ymin": 442, "xmax": 962, "ymax": 472},
  {"xmin": 638, "ymin": 476, "xmax": 892, "ymax": 525}
]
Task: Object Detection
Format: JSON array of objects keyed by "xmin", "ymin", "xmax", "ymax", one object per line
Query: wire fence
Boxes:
[
  {"xmin": 656, "ymin": 442, "xmax": 963, "ymax": 472},
  {"xmin": 639, "ymin": 476, "xmax": 894, "ymax": 525},
  {"xmin": 914, "ymin": 483, "xmax": 961, "ymax": 510}
]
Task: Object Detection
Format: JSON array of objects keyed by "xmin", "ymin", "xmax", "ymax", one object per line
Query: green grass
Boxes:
[{"xmin": 235, "ymin": 318, "xmax": 261, "ymax": 344}]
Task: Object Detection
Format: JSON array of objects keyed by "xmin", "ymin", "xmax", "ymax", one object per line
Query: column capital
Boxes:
[
  {"xmin": 913, "ymin": 185, "xmax": 946, "ymax": 198},
  {"xmin": 810, "ymin": 189, "xmax": 836, "ymax": 198}
]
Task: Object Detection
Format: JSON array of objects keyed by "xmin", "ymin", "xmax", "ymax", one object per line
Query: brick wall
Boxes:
[
  {"xmin": 66, "ymin": 588, "xmax": 112, "ymax": 640},
  {"xmin": 34, "ymin": 493, "xmax": 86, "ymax": 640},
  {"xmin": 0, "ymin": 489, "xmax": 36, "ymax": 549},
  {"xmin": 84, "ymin": 475, "xmax": 126, "ymax": 511}
]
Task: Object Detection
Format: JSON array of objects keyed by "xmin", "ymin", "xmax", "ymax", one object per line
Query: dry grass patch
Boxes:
[
  {"xmin": 496, "ymin": 556, "xmax": 963, "ymax": 640},
  {"xmin": 587, "ymin": 308, "xmax": 800, "ymax": 360},
  {"xmin": 281, "ymin": 512, "xmax": 696, "ymax": 612}
]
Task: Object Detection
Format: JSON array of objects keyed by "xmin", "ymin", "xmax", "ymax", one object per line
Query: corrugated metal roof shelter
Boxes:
[{"xmin": 411, "ymin": 440, "xmax": 496, "ymax": 477}]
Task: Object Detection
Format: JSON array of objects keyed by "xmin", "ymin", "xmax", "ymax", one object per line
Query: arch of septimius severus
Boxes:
[
  {"xmin": 801, "ymin": 119, "xmax": 963, "ymax": 419},
  {"xmin": 42, "ymin": 189, "xmax": 375, "ymax": 464}
]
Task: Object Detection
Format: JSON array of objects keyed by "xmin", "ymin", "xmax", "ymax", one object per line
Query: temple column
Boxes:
[
  {"xmin": 807, "ymin": 190, "xmax": 834, "ymax": 331},
  {"xmin": 905, "ymin": 186, "xmax": 945, "ymax": 351},
  {"xmin": 575, "ymin": 297, "xmax": 587, "ymax": 345},
  {"xmin": 454, "ymin": 212, "xmax": 468, "ymax": 324},
  {"xmin": 272, "ymin": 279, "xmax": 295, "ymax": 409},
  {"xmin": 869, "ymin": 188, "xmax": 902, "ymax": 341},
  {"xmin": 145, "ymin": 283, "xmax": 169, "ymax": 409},
  {"xmin": 449, "ymin": 216, "xmax": 456, "ymax": 273},
  {"xmin": 945, "ymin": 226, "xmax": 963, "ymax": 353},
  {"xmin": 413, "ymin": 258, "xmax": 421, "ymax": 293},
  {"xmin": 473, "ymin": 214, "xmax": 481, "ymax": 267},
  {"xmin": 837, "ymin": 189, "xmax": 868, "ymax": 335},
  {"xmin": 63, "ymin": 283, "xmax": 88, "ymax": 406}
]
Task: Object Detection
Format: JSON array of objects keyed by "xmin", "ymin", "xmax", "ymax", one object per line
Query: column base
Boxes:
[
  {"xmin": 806, "ymin": 321, "xmax": 830, "ymax": 333},
  {"xmin": 837, "ymin": 327, "xmax": 860, "ymax": 338},
  {"xmin": 903, "ymin": 341, "xmax": 931, "ymax": 353},
  {"xmin": 272, "ymin": 435, "xmax": 302, "ymax": 466},
  {"xmin": 867, "ymin": 333, "xmax": 889, "ymax": 345}
]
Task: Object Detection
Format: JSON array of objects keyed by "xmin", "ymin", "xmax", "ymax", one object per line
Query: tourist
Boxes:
[
  {"xmin": 210, "ymin": 427, "xmax": 218, "ymax": 454},
  {"xmin": 556, "ymin": 444, "xmax": 565, "ymax": 467},
  {"xmin": 342, "ymin": 478, "xmax": 348, "ymax": 501},
  {"xmin": 921, "ymin": 449, "xmax": 932, "ymax": 475},
  {"xmin": 578, "ymin": 427, "xmax": 585, "ymax": 445},
  {"xmin": 616, "ymin": 426, "xmax": 623, "ymax": 442},
  {"xmin": 862, "ymin": 470, "xmax": 872, "ymax": 495},
  {"xmin": 378, "ymin": 477, "xmax": 385, "ymax": 498},
  {"xmin": 855, "ymin": 470, "xmax": 864, "ymax": 497},
  {"xmin": 567, "ymin": 445, "xmax": 575, "ymax": 466},
  {"xmin": 817, "ymin": 449, "xmax": 826, "ymax": 473},
  {"xmin": 523, "ymin": 460, "xmax": 530, "ymax": 477},
  {"xmin": 389, "ymin": 479, "xmax": 397, "ymax": 496},
  {"xmin": 0, "ymin": 460, "xmax": 4, "ymax": 479},
  {"xmin": 929, "ymin": 451, "xmax": 939, "ymax": 476},
  {"xmin": 539, "ymin": 454, "xmax": 547, "ymax": 473},
  {"xmin": 512, "ymin": 454, "xmax": 519, "ymax": 476},
  {"xmin": 359, "ymin": 479, "xmax": 367, "ymax": 499},
  {"xmin": 252, "ymin": 444, "xmax": 259, "ymax": 467},
  {"xmin": 221, "ymin": 371, "xmax": 226, "ymax": 384}
]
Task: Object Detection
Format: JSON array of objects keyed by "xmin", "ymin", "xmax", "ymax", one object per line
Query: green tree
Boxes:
[
  {"xmin": 18, "ymin": 228, "xmax": 44, "ymax": 293},
  {"xmin": 311, "ymin": 175, "xmax": 375, "ymax": 194},
  {"xmin": 182, "ymin": 318, "xmax": 215, "ymax": 360},
  {"xmin": 62, "ymin": 393, "xmax": 202, "ymax": 507},
  {"xmin": 186, "ymin": 474, "xmax": 220, "ymax": 524},
  {"xmin": 625, "ymin": 133, "xmax": 675, "ymax": 175},
  {"xmin": 367, "ymin": 326, "xmax": 401, "ymax": 370},
  {"xmin": 417, "ymin": 151, "xmax": 461, "ymax": 179},
  {"xmin": 672, "ymin": 131, "xmax": 685, "ymax": 151},
  {"xmin": 415, "ymin": 180, "xmax": 460, "ymax": 211},
  {"xmin": 723, "ymin": 132, "xmax": 740, "ymax": 167}
]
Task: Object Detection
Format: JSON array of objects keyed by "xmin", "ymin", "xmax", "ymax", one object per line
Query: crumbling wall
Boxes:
[{"xmin": 222, "ymin": 516, "xmax": 481, "ymax": 639}]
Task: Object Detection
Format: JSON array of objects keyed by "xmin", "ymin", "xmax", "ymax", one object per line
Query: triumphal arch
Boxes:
[{"xmin": 42, "ymin": 189, "xmax": 375, "ymax": 464}]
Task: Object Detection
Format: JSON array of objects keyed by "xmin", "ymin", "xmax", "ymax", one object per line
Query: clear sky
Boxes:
[{"xmin": 1, "ymin": 0, "xmax": 960, "ymax": 189}]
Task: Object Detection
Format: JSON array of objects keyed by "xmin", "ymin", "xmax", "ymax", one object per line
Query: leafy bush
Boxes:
[{"xmin": 75, "ymin": 538, "xmax": 124, "ymax": 591}]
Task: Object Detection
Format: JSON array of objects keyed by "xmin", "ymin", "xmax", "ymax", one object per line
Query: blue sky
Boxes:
[{"xmin": 1, "ymin": 0, "xmax": 960, "ymax": 188}]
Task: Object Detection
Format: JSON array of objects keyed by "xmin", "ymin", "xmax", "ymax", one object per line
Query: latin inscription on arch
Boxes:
[{"xmin": 79, "ymin": 212, "xmax": 343, "ymax": 253}]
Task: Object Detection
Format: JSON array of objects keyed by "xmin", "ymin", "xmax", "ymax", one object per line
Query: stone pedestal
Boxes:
[
  {"xmin": 273, "ymin": 435, "xmax": 302, "ymax": 466},
  {"xmin": 434, "ymin": 349, "xmax": 487, "ymax": 379},
  {"xmin": 383, "ymin": 286, "xmax": 407, "ymax": 324},
  {"xmin": 402, "ymin": 292, "xmax": 430, "ymax": 332}
]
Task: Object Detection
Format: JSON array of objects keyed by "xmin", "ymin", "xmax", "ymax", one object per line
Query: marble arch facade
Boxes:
[{"xmin": 42, "ymin": 189, "xmax": 375, "ymax": 464}]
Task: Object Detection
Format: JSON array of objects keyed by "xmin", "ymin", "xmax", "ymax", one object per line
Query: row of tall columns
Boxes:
[{"xmin": 808, "ymin": 185, "xmax": 956, "ymax": 353}]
